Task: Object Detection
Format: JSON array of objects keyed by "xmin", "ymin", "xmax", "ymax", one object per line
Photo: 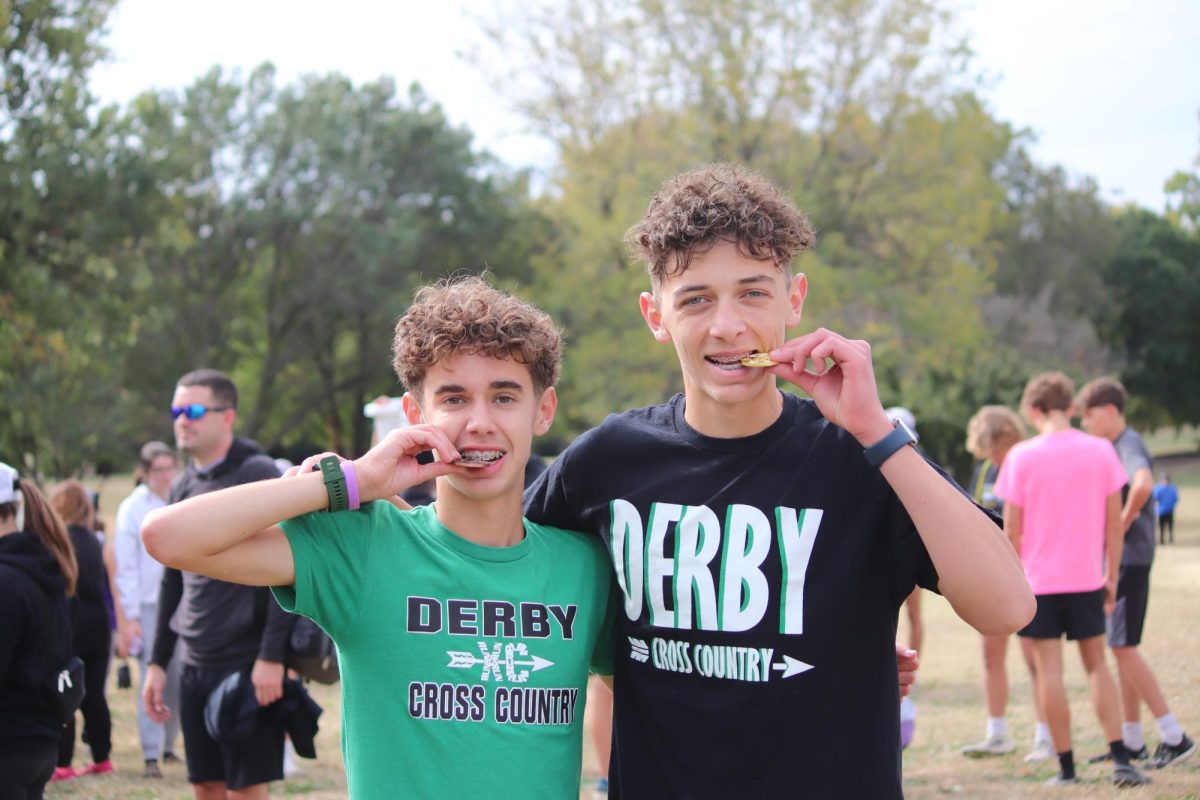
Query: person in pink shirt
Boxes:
[{"xmin": 994, "ymin": 372, "xmax": 1148, "ymax": 788}]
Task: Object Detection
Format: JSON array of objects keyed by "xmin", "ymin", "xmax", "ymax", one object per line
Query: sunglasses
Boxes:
[{"xmin": 170, "ymin": 404, "xmax": 231, "ymax": 421}]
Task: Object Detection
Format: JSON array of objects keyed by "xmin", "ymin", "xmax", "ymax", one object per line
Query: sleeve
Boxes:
[
  {"xmin": 150, "ymin": 566, "xmax": 182, "ymax": 668},
  {"xmin": 1103, "ymin": 443, "xmax": 1131, "ymax": 494},
  {"xmin": 271, "ymin": 504, "xmax": 379, "ymax": 641},
  {"xmin": 993, "ymin": 449, "xmax": 1021, "ymax": 506},
  {"xmin": 113, "ymin": 496, "xmax": 143, "ymax": 621},
  {"xmin": 245, "ymin": 456, "xmax": 283, "ymax": 484},
  {"xmin": 257, "ymin": 590, "xmax": 293, "ymax": 663},
  {"xmin": 589, "ymin": 578, "xmax": 619, "ymax": 677},
  {"xmin": 1114, "ymin": 436, "xmax": 1151, "ymax": 479},
  {"xmin": 523, "ymin": 444, "xmax": 587, "ymax": 533},
  {"xmin": 0, "ymin": 575, "xmax": 24, "ymax": 686}
]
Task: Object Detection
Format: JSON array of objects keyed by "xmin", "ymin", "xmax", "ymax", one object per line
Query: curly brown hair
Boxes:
[
  {"xmin": 392, "ymin": 275, "xmax": 562, "ymax": 396},
  {"xmin": 624, "ymin": 163, "xmax": 816, "ymax": 287},
  {"xmin": 965, "ymin": 405, "xmax": 1026, "ymax": 460},
  {"xmin": 1021, "ymin": 371, "xmax": 1075, "ymax": 414}
]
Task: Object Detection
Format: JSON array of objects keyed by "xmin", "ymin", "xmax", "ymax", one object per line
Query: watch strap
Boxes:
[
  {"xmin": 863, "ymin": 420, "xmax": 917, "ymax": 468},
  {"xmin": 318, "ymin": 455, "xmax": 349, "ymax": 512}
]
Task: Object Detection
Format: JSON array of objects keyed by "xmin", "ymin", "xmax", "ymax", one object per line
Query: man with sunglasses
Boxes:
[{"xmin": 144, "ymin": 369, "xmax": 290, "ymax": 799}]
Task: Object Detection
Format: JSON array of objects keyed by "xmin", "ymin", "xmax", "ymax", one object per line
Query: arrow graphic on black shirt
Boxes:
[{"xmin": 773, "ymin": 655, "xmax": 815, "ymax": 679}]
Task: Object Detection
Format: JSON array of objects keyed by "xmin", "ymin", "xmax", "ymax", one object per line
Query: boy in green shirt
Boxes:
[{"xmin": 143, "ymin": 276, "xmax": 615, "ymax": 799}]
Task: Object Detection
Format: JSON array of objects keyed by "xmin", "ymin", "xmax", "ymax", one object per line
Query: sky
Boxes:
[{"xmin": 89, "ymin": 0, "xmax": 1200, "ymax": 211}]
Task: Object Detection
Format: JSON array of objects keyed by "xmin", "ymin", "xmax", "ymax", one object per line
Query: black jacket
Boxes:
[
  {"xmin": 151, "ymin": 437, "xmax": 291, "ymax": 670},
  {"xmin": 66, "ymin": 524, "xmax": 111, "ymax": 655},
  {"xmin": 0, "ymin": 531, "xmax": 72, "ymax": 750}
]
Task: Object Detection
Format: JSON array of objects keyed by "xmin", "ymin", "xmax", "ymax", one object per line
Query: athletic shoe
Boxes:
[
  {"xmin": 593, "ymin": 776, "xmax": 609, "ymax": 798},
  {"xmin": 1112, "ymin": 761, "xmax": 1151, "ymax": 787},
  {"xmin": 1150, "ymin": 734, "xmax": 1196, "ymax": 769},
  {"xmin": 143, "ymin": 760, "xmax": 163, "ymax": 779},
  {"xmin": 1043, "ymin": 774, "xmax": 1079, "ymax": 786},
  {"xmin": 1088, "ymin": 745, "xmax": 1150, "ymax": 764},
  {"xmin": 162, "ymin": 751, "xmax": 182, "ymax": 765},
  {"xmin": 81, "ymin": 760, "xmax": 114, "ymax": 775},
  {"xmin": 1024, "ymin": 740, "xmax": 1055, "ymax": 763},
  {"xmin": 961, "ymin": 734, "xmax": 1017, "ymax": 757},
  {"xmin": 49, "ymin": 766, "xmax": 77, "ymax": 782}
]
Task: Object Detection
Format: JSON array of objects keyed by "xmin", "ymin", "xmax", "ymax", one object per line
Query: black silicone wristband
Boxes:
[{"xmin": 863, "ymin": 421, "xmax": 917, "ymax": 468}]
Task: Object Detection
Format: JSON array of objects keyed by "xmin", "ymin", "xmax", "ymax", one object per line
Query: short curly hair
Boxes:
[
  {"xmin": 965, "ymin": 405, "xmax": 1026, "ymax": 460},
  {"xmin": 624, "ymin": 163, "xmax": 816, "ymax": 287},
  {"xmin": 392, "ymin": 275, "xmax": 562, "ymax": 396},
  {"xmin": 1021, "ymin": 371, "xmax": 1075, "ymax": 414}
]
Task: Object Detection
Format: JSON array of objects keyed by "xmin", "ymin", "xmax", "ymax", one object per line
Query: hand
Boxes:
[
  {"xmin": 251, "ymin": 659, "xmax": 285, "ymax": 707},
  {"xmin": 896, "ymin": 645, "xmax": 919, "ymax": 698},
  {"xmin": 768, "ymin": 328, "xmax": 894, "ymax": 445},
  {"xmin": 119, "ymin": 618, "xmax": 143, "ymax": 658},
  {"xmin": 1104, "ymin": 578, "xmax": 1117, "ymax": 616},
  {"xmin": 143, "ymin": 663, "xmax": 171, "ymax": 723}
]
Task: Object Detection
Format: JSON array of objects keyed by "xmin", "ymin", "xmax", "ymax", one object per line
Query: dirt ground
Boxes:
[{"xmin": 46, "ymin": 459, "xmax": 1200, "ymax": 799}]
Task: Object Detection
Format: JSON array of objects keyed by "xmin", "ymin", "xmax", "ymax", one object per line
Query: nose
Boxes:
[
  {"xmin": 463, "ymin": 402, "xmax": 498, "ymax": 435},
  {"xmin": 708, "ymin": 298, "xmax": 747, "ymax": 340}
]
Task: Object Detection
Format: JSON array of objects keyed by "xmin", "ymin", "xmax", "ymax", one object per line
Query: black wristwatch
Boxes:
[{"xmin": 863, "ymin": 419, "xmax": 917, "ymax": 468}]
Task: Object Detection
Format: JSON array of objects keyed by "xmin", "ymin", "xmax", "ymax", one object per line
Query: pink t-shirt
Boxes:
[{"xmin": 994, "ymin": 428, "xmax": 1127, "ymax": 595}]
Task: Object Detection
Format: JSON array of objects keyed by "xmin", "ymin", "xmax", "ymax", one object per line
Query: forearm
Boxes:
[
  {"xmin": 1106, "ymin": 492, "xmax": 1124, "ymax": 579},
  {"xmin": 879, "ymin": 446, "xmax": 1033, "ymax": 635},
  {"xmin": 143, "ymin": 472, "xmax": 328, "ymax": 570},
  {"xmin": 1121, "ymin": 469, "xmax": 1153, "ymax": 531}
]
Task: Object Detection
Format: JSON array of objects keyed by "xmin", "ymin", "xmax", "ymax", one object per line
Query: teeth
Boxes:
[{"xmin": 455, "ymin": 450, "xmax": 504, "ymax": 464}]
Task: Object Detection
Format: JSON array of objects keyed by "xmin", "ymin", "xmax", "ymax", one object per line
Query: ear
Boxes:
[
  {"xmin": 401, "ymin": 392, "xmax": 425, "ymax": 426},
  {"xmin": 786, "ymin": 273, "xmax": 808, "ymax": 327},
  {"xmin": 533, "ymin": 387, "xmax": 558, "ymax": 436},
  {"xmin": 639, "ymin": 292, "xmax": 673, "ymax": 343}
]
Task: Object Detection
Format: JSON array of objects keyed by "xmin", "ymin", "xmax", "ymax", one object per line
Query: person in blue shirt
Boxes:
[{"xmin": 1151, "ymin": 473, "xmax": 1179, "ymax": 545}]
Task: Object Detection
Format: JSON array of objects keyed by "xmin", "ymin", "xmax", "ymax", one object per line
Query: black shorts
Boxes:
[
  {"xmin": 179, "ymin": 663, "xmax": 284, "ymax": 789},
  {"xmin": 1019, "ymin": 588, "xmax": 1106, "ymax": 641},
  {"xmin": 1107, "ymin": 564, "xmax": 1151, "ymax": 648}
]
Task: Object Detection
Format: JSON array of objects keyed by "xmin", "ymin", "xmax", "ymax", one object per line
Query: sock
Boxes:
[
  {"xmin": 1110, "ymin": 740, "xmax": 1131, "ymax": 766},
  {"xmin": 1034, "ymin": 722, "xmax": 1051, "ymax": 745},
  {"xmin": 1057, "ymin": 750, "xmax": 1075, "ymax": 779},
  {"xmin": 1156, "ymin": 713, "xmax": 1184, "ymax": 746},
  {"xmin": 1123, "ymin": 721, "xmax": 1146, "ymax": 751},
  {"xmin": 987, "ymin": 716, "xmax": 1007, "ymax": 739}
]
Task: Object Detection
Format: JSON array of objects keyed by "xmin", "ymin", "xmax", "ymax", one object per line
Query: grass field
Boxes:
[{"xmin": 47, "ymin": 458, "xmax": 1200, "ymax": 799}]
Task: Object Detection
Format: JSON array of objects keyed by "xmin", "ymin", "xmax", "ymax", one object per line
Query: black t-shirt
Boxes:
[{"xmin": 525, "ymin": 393, "xmax": 943, "ymax": 799}]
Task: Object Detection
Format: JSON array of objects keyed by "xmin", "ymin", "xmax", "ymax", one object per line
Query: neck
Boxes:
[
  {"xmin": 684, "ymin": 386, "xmax": 785, "ymax": 439},
  {"xmin": 433, "ymin": 485, "xmax": 526, "ymax": 548},
  {"xmin": 1037, "ymin": 410, "xmax": 1072, "ymax": 434},
  {"xmin": 0, "ymin": 522, "xmax": 18, "ymax": 537},
  {"xmin": 190, "ymin": 437, "xmax": 233, "ymax": 471}
]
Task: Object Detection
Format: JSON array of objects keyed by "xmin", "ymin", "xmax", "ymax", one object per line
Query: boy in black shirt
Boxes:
[{"xmin": 524, "ymin": 163, "xmax": 1035, "ymax": 798}]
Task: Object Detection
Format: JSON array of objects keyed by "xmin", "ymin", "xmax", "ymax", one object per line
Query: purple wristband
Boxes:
[{"xmin": 341, "ymin": 460, "xmax": 360, "ymax": 511}]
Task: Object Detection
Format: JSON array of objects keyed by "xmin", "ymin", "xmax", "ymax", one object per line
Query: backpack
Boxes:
[{"xmin": 285, "ymin": 616, "xmax": 339, "ymax": 685}]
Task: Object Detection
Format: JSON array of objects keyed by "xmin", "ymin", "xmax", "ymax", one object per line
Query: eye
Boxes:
[
  {"xmin": 442, "ymin": 395, "xmax": 466, "ymax": 406},
  {"xmin": 680, "ymin": 295, "xmax": 707, "ymax": 307},
  {"xmin": 745, "ymin": 288, "xmax": 770, "ymax": 299},
  {"xmin": 495, "ymin": 394, "xmax": 517, "ymax": 405}
]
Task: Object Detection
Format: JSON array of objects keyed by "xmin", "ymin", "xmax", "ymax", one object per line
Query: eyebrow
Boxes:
[
  {"xmin": 674, "ymin": 274, "xmax": 777, "ymax": 294},
  {"xmin": 431, "ymin": 379, "xmax": 526, "ymax": 395}
]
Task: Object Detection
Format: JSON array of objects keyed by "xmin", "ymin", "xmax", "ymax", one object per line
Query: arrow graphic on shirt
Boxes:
[
  {"xmin": 772, "ymin": 655, "xmax": 815, "ymax": 679},
  {"xmin": 446, "ymin": 651, "xmax": 554, "ymax": 671}
]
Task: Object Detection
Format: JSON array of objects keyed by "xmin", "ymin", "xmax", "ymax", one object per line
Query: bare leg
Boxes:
[
  {"xmin": 1078, "ymin": 636, "xmax": 1123, "ymax": 742},
  {"xmin": 982, "ymin": 635, "xmax": 1008, "ymax": 718},
  {"xmin": 1112, "ymin": 646, "xmax": 1171, "ymax": 720},
  {"xmin": 192, "ymin": 782, "xmax": 225, "ymax": 800},
  {"xmin": 228, "ymin": 783, "xmax": 270, "ymax": 800},
  {"xmin": 1019, "ymin": 636, "xmax": 1047, "ymax": 724},
  {"xmin": 1030, "ymin": 638, "xmax": 1070, "ymax": 752}
]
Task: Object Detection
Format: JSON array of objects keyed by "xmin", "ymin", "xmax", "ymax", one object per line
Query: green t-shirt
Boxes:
[{"xmin": 273, "ymin": 502, "xmax": 615, "ymax": 799}]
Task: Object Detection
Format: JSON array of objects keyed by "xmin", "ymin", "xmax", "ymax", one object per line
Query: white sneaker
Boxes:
[
  {"xmin": 1024, "ymin": 739, "xmax": 1055, "ymax": 763},
  {"xmin": 962, "ymin": 734, "xmax": 1017, "ymax": 757}
]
